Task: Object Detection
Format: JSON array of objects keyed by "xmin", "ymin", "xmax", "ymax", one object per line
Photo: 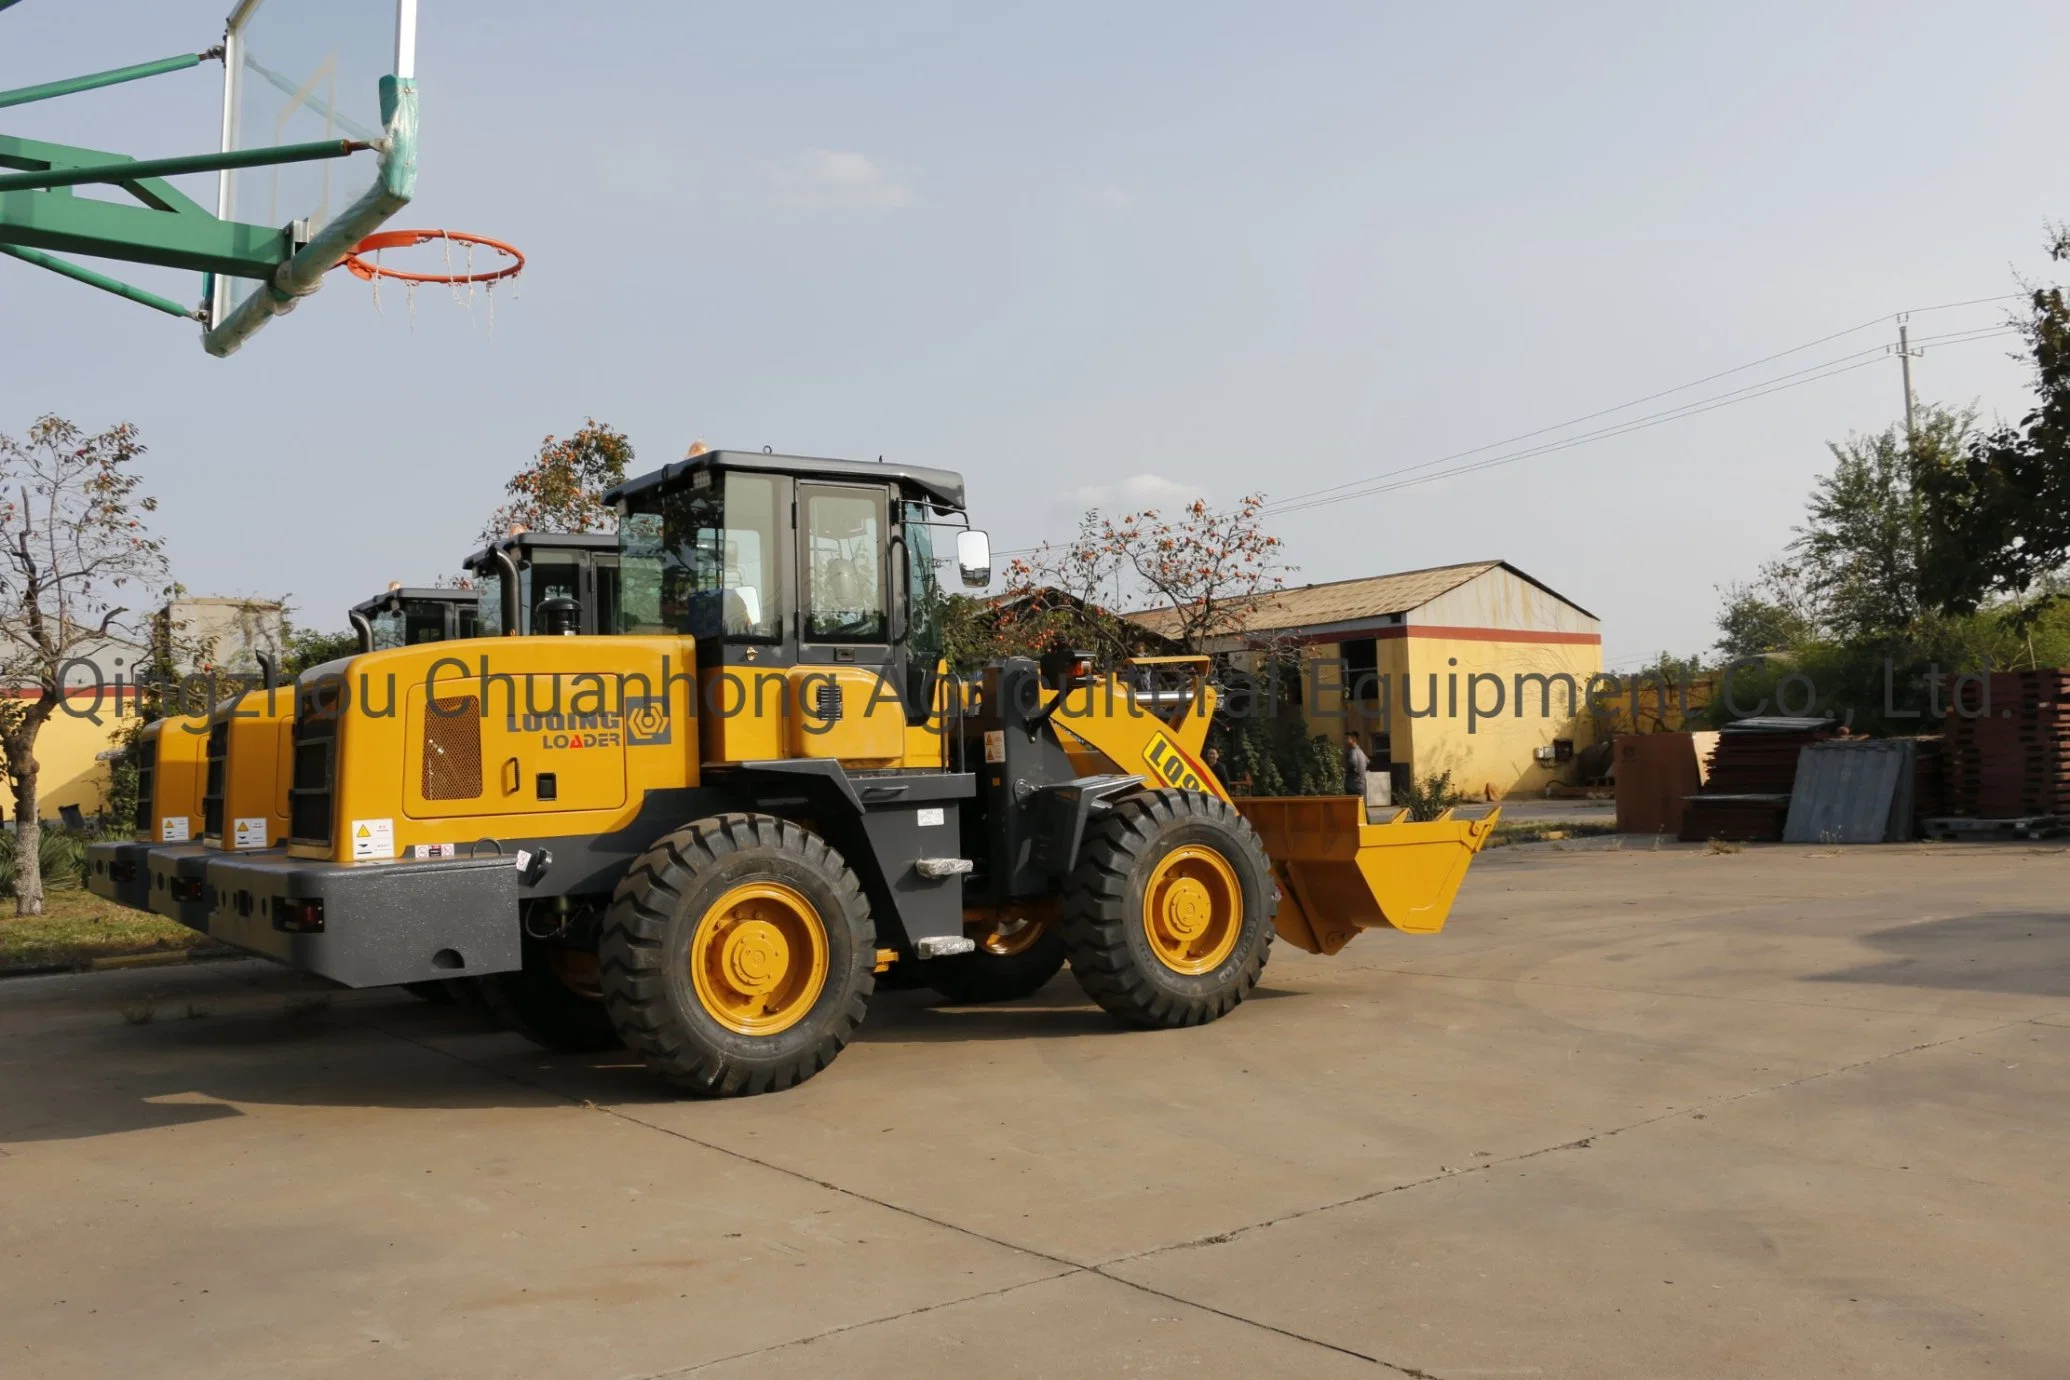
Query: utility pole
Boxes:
[{"xmin": 1896, "ymin": 314, "xmax": 1920, "ymax": 443}]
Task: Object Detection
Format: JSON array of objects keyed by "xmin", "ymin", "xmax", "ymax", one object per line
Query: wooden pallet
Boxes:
[{"xmin": 1921, "ymin": 816, "xmax": 2066, "ymax": 842}]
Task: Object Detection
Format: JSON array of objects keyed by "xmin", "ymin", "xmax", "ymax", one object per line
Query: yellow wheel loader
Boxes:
[
  {"xmin": 88, "ymin": 587, "xmax": 483, "ymax": 922},
  {"xmin": 84, "ymin": 711, "xmax": 211, "ymax": 912},
  {"xmin": 198, "ymin": 450, "xmax": 1498, "ymax": 1097},
  {"xmin": 349, "ymin": 586, "xmax": 484, "ymax": 649},
  {"xmin": 463, "ymin": 531, "xmax": 620, "ymax": 637}
]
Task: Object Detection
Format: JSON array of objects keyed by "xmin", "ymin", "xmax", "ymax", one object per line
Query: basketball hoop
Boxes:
[{"xmin": 338, "ymin": 228, "xmax": 526, "ymax": 327}]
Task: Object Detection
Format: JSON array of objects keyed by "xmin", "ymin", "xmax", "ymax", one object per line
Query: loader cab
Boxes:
[
  {"xmin": 607, "ymin": 450, "xmax": 983, "ymax": 741},
  {"xmin": 349, "ymin": 587, "xmax": 483, "ymax": 653},
  {"xmin": 462, "ymin": 532, "xmax": 622, "ymax": 638}
]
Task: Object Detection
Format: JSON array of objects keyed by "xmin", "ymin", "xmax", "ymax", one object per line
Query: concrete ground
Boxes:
[{"xmin": 2, "ymin": 841, "xmax": 2066, "ymax": 1379}]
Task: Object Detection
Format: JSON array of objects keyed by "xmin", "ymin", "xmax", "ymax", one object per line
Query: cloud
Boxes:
[
  {"xmin": 1063, "ymin": 472, "xmax": 1202, "ymax": 511},
  {"xmin": 1076, "ymin": 184, "xmax": 1133, "ymax": 210},
  {"xmin": 771, "ymin": 150, "xmax": 912, "ymax": 211}
]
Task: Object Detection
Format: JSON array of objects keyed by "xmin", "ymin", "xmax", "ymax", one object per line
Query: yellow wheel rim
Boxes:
[
  {"xmin": 976, "ymin": 913, "xmax": 1046, "ymax": 957},
  {"xmin": 1142, "ymin": 845, "xmax": 1242, "ymax": 975},
  {"xmin": 689, "ymin": 881, "xmax": 830, "ymax": 1036}
]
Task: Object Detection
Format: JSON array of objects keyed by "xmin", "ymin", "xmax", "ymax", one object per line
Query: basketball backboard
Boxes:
[
  {"xmin": 213, "ymin": 0, "xmax": 415, "ymax": 328},
  {"xmin": 0, "ymin": 1, "xmax": 471, "ymax": 356},
  {"xmin": 206, "ymin": 0, "xmax": 418, "ymax": 352}
]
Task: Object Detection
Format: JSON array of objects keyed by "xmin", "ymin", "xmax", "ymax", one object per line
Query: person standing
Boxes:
[{"xmin": 1343, "ymin": 733, "xmax": 1369, "ymax": 799}]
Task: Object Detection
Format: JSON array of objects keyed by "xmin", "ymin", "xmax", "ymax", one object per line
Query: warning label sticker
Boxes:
[
  {"xmin": 351, "ymin": 818, "xmax": 395, "ymax": 861},
  {"xmin": 411, "ymin": 843, "xmax": 458, "ymax": 860},
  {"xmin": 983, "ymin": 730, "xmax": 1006, "ymax": 764},
  {"xmin": 233, "ymin": 817, "xmax": 268, "ymax": 851},
  {"xmin": 160, "ymin": 816, "xmax": 189, "ymax": 843},
  {"xmin": 917, "ymin": 807, "xmax": 945, "ymax": 828}
]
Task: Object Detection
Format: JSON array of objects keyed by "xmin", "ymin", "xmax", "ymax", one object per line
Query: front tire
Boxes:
[
  {"xmin": 1059, "ymin": 789, "xmax": 1275, "ymax": 1027},
  {"xmin": 600, "ymin": 814, "xmax": 874, "ymax": 1096}
]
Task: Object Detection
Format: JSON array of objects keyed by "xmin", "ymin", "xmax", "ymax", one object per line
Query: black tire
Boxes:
[
  {"xmin": 928, "ymin": 927, "xmax": 1067, "ymax": 1004},
  {"xmin": 599, "ymin": 814, "xmax": 874, "ymax": 1096},
  {"xmin": 478, "ymin": 939, "xmax": 621, "ymax": 1053},
  {"xmin": 400, "ymin": 981, "xmax": 454, "ymax": 1004},
  {"xmin": 1059, "ymin": 789, "xmax": 1275, "ymax": 1027},
  {"xmin": 443, "ymin": 976, "xmax": 501, "ymax": 1023}
]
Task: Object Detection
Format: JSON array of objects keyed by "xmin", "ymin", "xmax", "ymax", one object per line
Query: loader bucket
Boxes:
[{"xmin": 1234, "ymin": 797, "xmax": 1501, "ymax": 955}]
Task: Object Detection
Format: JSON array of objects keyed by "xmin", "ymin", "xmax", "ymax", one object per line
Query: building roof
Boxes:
[{"xmin": 1123, "ymin": 560, "xmax": 1596, "ymax": 641}]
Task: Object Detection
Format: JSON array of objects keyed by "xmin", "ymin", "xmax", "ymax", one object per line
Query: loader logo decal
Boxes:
[
  {"xmin": 622, "ymin": 695, "xmax": 672, "ymax": 747},
  {"xmin": 1142, "ymin": 731, "xmax": 1208, "ymax": 794}
]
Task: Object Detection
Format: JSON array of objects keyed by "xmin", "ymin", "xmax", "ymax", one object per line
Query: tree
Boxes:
[
  {"xmin": 1793, "ymin": 406, "xmax": 1974, "ymax": 642},
  {"xmin": 1009, "ymin": 493, "xmax": 1292, "ymax": 658},
  {"xmin": 0, "ymin": 416, "xmax": 168, "ymax": 915},
  {"xmin": 1713, "ymin": 559, "xmax": 1817, "ymax": 659},
  {"xmin": 281, "ymin": 623, "xmax": 360, "ymax": 678},
  {"xmin": 1916, "ymin": 227, "xmax": 2070, "ymax": 619},
  {"xmin": 480, "ymin": 418, "xmax": 636, "ymax": 542}
]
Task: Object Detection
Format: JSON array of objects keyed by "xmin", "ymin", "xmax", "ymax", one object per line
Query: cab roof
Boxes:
[
  {"xmin": 348, "ymin": 587, "xmax": 480, "ymax": 617},
  {"xmin": 605, "ymin": 449, "xmax": 966, "ymax": 512},
  {"xmin": 461, "ymin": 529, "xmax": 619, "ymax": 574}
]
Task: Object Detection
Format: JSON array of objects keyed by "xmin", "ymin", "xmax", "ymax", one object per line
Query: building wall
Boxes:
[
  {"xmin": 1392, "ymin": 632, "xmax": 1600, "ymax": 798},
  {"xmin": 0, "ymin": 691, "xmax": 132, "ymax": 819},
  {"xmin": 1282, "ymin": 567, "xmax": 1603, "ymax": 799}
]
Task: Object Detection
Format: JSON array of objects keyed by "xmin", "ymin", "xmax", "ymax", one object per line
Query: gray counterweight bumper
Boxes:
[
  {"xmin": 86, "ymin": 840, "xmax": 154, "ymax": 912},
  {"xmin": 147, "ymin": 843, "xmax": 215, "ymax": 933},
  {"xmin": 203, "ymin": 851, "xmax": 523, "ymax": 988}
]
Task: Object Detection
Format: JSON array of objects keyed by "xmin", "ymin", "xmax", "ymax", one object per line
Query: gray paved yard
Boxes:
[{"xmin": 2, "ymin": 840, "xmax": 2066, "ymax": 1378}]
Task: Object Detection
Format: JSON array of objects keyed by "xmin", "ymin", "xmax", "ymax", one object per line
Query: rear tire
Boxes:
[
  {"xmin": 478, "ymin": 939, "xmax": 621, "ymax": 1053},
  {"xmin": 1059, "ymin": 789, "xmax": 1275, "ymax": 1027},
  {"xmin": 928, "ymin": 924, "xmax": 1067, "ymax": 1004},
  {"xmin": 599, "ymin": 814, "xmax": 873, "ymax": 1096}
]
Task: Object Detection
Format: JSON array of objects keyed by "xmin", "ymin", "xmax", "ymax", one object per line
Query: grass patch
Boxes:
[
  {"xmin": 1484, "ymin": 819, "xmax": 1622, "ymax": 850},
  {"xmin": 0, "ymin": 888, "xmax": 219, "ymax": 971}
]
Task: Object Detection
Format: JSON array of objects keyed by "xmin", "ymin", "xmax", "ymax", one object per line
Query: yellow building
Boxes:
[
  {"xmin": 1130, "ymin": 560, "xmax": 1603, "ymax": 801},
  {"xmin": 0, "ymin": 688, "xmax": 134, "ymax": 820}
]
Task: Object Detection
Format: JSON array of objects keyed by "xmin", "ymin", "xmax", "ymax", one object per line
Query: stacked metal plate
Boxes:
[
  {"xmin": 1680, "ymin": 718, "xmax": 1835, "ymax": 842},
  {"xmin": 1941, "ymin": 670, "xmax": 2070, "ymax": 819}
]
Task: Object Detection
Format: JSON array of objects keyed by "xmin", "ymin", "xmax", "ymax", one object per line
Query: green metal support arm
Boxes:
[
  {"xmin": 0, "ymin": 133, "xmax": 294, "ymax": 278},
  {"xmin": 0, "ymin": 138, "xmax": 372, "ymax": 194},
  {"xmin": 0, "ymin": 50, "xmax": 221, "ymax": 111},
  {"xmin": 0, "ymin": 243, "xmax": 199, "ymax": 319}
]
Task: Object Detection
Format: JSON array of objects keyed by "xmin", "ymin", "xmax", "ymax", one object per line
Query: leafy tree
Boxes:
[
  {"xmin": 1917, "ymin": 227, "xmax": 2070, "ymax": 621},
  {"xmin": 481, "ymin": 418, "xmax": 636, "ymax": 542},
  {"xmin": 1794, "ymin": 406, "xmax": 1974, "ymax": 642},
  {"xmin": 0, "ymin": 416, "xmax": 168, "ymax": 915},
  {"xmin": 1713, "ymin": 562, "xmax": 1816, "ymax": 659},
  {"xmin": 281, "ymin": 623, "xmax": 361, "ymax": 678},
  {"xmin": 1008, "ymin": 493, "xmax": 1292, "ymax": 658}
]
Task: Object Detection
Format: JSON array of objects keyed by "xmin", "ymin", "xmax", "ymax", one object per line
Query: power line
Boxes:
[
  {"xmin": 994, "ymin": 297, "xmax": 2026, "ymax": 558},
  {"xmin": 1264, "ymin": 294, "xmax": 2023, "ymax": 513}
]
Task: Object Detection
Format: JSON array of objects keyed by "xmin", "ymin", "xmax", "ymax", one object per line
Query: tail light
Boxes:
[{"xmin": 272, "ymin": 898, "xmax": 324, "ymax": 933}]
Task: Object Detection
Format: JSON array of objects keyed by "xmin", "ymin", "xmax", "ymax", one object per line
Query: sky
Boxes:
[{"xmin": 4, "ymin": 1, "xmax": 2066, "ymax": 668}]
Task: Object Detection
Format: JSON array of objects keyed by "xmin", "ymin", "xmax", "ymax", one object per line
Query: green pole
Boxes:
[
  {"xmin": 0, "ymin": 138, "xmax": 372, "ymax": 194},
  {"xmin": 0, "ymin": 51, "xmax": 215, "ymax": 110},
  {"xmin": 0, "ymin": 243, "xmax": 200, "ymax": 319}
]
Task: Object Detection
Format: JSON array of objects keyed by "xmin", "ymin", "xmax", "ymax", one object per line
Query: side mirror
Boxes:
[{"xmin": 956, "ymin": 530, "xmax": 992, "ymax": 589}]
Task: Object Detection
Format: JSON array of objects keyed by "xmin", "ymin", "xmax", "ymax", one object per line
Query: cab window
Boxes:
[
  {"xmin": 618, "ymin": 472, "xmax": 783, "ymax": 640},
  {"xmin": 802, "ymin": 486, "xmax": 887, "ymax": 642}
]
